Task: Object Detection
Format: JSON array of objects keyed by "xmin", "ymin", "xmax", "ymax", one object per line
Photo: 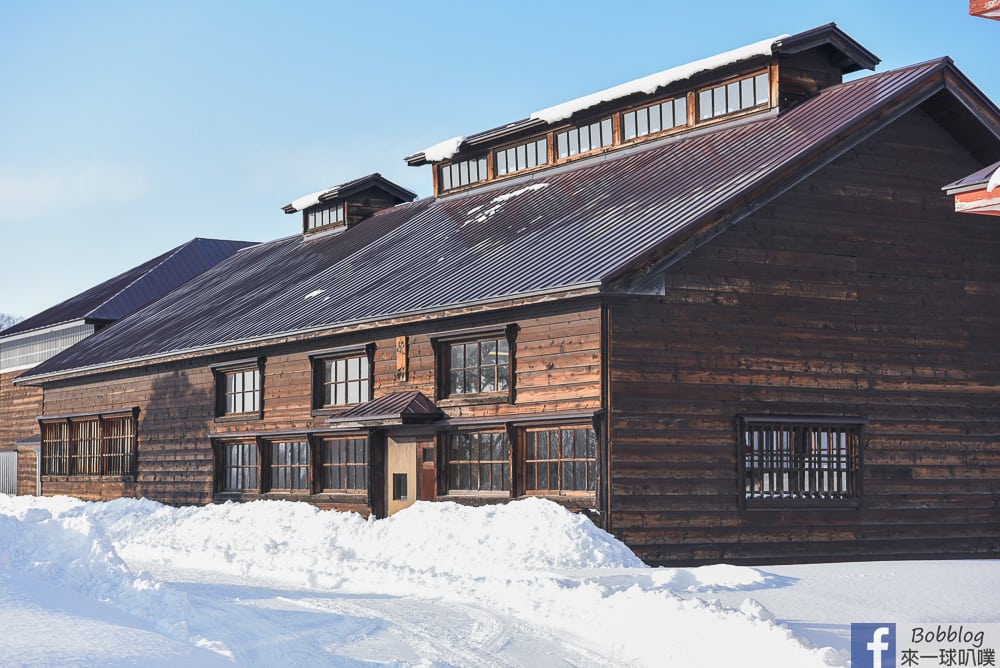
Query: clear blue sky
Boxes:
[{"xmin": 1, "ymin": 1, "xmax": 997, "ymax": 318}]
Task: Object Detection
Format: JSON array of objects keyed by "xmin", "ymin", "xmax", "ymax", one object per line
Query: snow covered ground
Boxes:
[{"xmin": 0, "ymin": 495, "xmax": 997, "ymax": 667}]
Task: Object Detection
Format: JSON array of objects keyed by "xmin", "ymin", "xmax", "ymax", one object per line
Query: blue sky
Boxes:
[{"xmin": 1, "ymin": 1, "xmax": 997, "ymax": 318}]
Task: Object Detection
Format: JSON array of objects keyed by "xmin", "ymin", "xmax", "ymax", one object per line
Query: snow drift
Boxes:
[{"xmin": 0, "ymin": 495, "xmax": 840, "ymax": 667}]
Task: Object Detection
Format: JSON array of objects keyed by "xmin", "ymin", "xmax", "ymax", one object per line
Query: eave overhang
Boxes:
[{"xmin": 13, "ymin": 284, "xmax": 602, "ymax": 386}]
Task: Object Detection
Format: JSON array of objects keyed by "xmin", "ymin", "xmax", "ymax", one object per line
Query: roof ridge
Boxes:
[{"xmin": 82, "ymin": 240, "xmax": 192, "ymax": 321}]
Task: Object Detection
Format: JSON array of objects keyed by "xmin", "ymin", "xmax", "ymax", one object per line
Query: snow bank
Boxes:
[
  {"xmin": 0, "ymin": 498, "xmax": 194, "ymax": 640},
  {"xmin": 1, "ymin": 495, "xmax": 838, "ymax": 667},
  {"xmin": 81, "ymin": 497, "xmax": 641, "ymax": 586}
]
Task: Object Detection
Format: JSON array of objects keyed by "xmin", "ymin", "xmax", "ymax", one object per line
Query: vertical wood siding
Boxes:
[{"xmin": 608, "ymin": 108, "xmax": 1000, "ymax": 564}]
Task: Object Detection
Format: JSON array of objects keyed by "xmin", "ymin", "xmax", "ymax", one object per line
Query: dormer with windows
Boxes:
[
  {"xmin": 283, "ymin": 173, "xmax": 417, "ymax": 237},
  {"xmin": 405, "ymin": 23, "xmax": 879, "ymax": 197}
]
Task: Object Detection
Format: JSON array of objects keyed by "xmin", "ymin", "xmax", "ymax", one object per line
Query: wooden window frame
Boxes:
[
  {"xmin": 432, "ymin": 324, "xmax": 518, "ymax": 404},
  {"xmin": 494, "ymin": 137, "xmax": 549, "ymax": 178},
  {"xmin": 696, "ymin": 70, "xmax": 770, "ymax": 123},
  {"xmin": 303, "ymin": 202, "xmax": 346, "ymax": 234},
  {"xmin": 438, "ymin": 156, "xmax": 489, "ymax": 193},
  {"xmin": 521, "ymin": 424, "xmax": 598, "ymax": 497},
  {"xmin": 213, "ymin": 358, "xmax": 264, "ymax": 421},
  {"xmin": 620, "ymin": 96, "xmax": 688, "ymax": 144},
  {"xmin": 309, "ymin": 344, "xmax": 375, "ymax": 414},
  {"xmin": 39, "ymin": 409, "xmax": 139, "ymax": 479},
  {"xmin": 266, "ymin": 438, "xmax": 312, "ymax": 494},
  {"xmin": 738, "ymin": 416, "xmax": 864, "ymax": 509},
  {"xmin": 216, "ymin": 439, "xmax": 261, "ymax": 494},
  {"xmin": 440, "ymin": 429, "xmax": 512, "ymax": 496},
  {"xmin": 319, "ymin": 434, "xmax": 370, "ymax": 495},
  {"xmin": 554, "ymin": 116, "xmax": 615, "ymax": 162}
]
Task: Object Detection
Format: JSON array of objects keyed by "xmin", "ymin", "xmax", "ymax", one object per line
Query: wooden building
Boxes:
[
  {"xmin": 11, "ymin": 24, "xmax": 1000, "ymax": 564},
  {"xmin": 0, "ymin": 239, "xmax": 254, "ymax": 494}
]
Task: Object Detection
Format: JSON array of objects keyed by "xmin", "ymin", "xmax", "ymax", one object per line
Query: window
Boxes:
[
  {"xmin": 698, "ymin": 71, "xmax": 769, "ymax": 121},
  {"xmin": 556, "ymin": 117, "xmax": 613, "ymax": 159},
  {"xmin": 446, "ymin": 336, "xmax": 510, "ymax": 396},
  {"xmin": 305, "ymin": 203, "xmax": 345, "ymax": 232},
  {"xmin": 214, "ymin": 360, "xmax": 262, "ymax": 418},
  {"xmin": 320, "ymin": 436, "xmax": 369, "ymax": 492},
  {"xmin": 220, "ymin": 441, "xmax": 259, "ymax": 492},
  {"xmin": 269, "ymin": 440, "xmax": 311, "ymax": 493},
  {"xmin": 313, "ymin": 350, "xmax": 371, "ymax": 409},
  {"xmin": 41, "ymin": 421, "xmax": 69, "ymax": 475},
  {"xmin": 444, "ymin": 431, "xmax": 510, "ymax": 493},
  {"xmin": 622, "ymin": 97, "xmax": 687, "ymax": 141},
  {"xmin": 40, "ymin": 411, "xmax": 138, "ymax": 477},
  {"xmin": 72, "ymin": 418, "xmax": 101, "ymax": 475},
  {"xmin": 392, "ymin": 473, "xmax": 408, "ymax": 501},
  {"xmin": 495, "ymin": 137, "xmax": 548, "ymax": 177},
  {"xmin": 440, "ymin": 156, "xmax": 488, "ymax": 192},
  {"xmin": 740, "ymin": 418, "xmax": 862, "ymax": 502},
  {"xmin": 524, "ymin": 426, "xmax": 597, "ymax": 494}
]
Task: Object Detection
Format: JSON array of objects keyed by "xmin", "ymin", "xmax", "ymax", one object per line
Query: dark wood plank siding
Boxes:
[
  {"xmin": 608, "ymin": 107, "xmax": 1000, "ymax": 565},
  {"xmin": 37, "ymin": 300, "xmax": 602, "ymax": 507},
  {"xmin": 0, "ymin": 370, "xmax": 42, "ymax": 446}
]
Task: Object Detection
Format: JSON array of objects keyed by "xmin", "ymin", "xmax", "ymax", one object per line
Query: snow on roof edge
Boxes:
[
  {"xmin": 988, "ymin": 165, "xmax": 1000, "ymax": 193},
  {"xmin": 531, "ymin": 35, "xmax": 786, "ymax": 125},
  {"xmin": 416, "ymin": 136, "xmax": 465, "ymax": 163},
  {"xmin": 288, "ymin": 189, "xmax": 327, "ymax": 213}
]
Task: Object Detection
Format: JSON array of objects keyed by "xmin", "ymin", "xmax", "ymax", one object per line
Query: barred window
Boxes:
[
  {"xmin": 445, "ymin": 431, "xmax": 510, "ymax": 493},
  {"xmin": 269, "ymin": 440, "xmax": 311, "ymax": 493},
  {"xmin": 40, "ymin": 412, "xmax": 137, "ymax": 477},
  {"xmin": 524, "ymin": 426, "xmax": 597, "ymax": 494},
  {"xmin": 220, "ymin": 441, "xmax": 259, "ymax": 492},
  {"xmin": 41, "ymin": 421, "xmax": 70, "ymax": 475},
  {"xmin": 740, "ymin": 418, "xmax": 861, "ymax": 502},
  {"xmin": 71, "ymin": 419, "xmax": 101, "ymax": 475},
  {"xmin": 321, "ymin": 436, "xmax": 369, "ymax": 492}
]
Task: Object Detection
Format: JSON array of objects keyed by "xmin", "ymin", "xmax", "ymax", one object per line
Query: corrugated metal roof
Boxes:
[
  {"xmin": 22, "ymin": 59, "xmax": 977, "ymax": 381},
  {"xmin": 2, "ymin": 238, "xmax": 256, "ymax": 338},
  {"xmin": 328, "ymin": 391, "xmax": 443, "ymax": 424}
]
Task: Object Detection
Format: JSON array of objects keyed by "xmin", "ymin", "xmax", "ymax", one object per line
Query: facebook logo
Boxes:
[{"xmin": 852, "ymin": 623, "xmax": 896, "ymax": 668}]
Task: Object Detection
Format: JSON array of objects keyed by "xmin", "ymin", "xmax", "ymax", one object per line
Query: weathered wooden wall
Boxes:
[
  {"xmin": 37, "ymin": 300, "xmax": 602, "ymax": 507},
  {"xmin": 608, "ymin": 107, "xmax": 1000, "ymax": 565},
  {"xmin": 0, "ymin": 370, "xmax": 42, "ymax": 446}
]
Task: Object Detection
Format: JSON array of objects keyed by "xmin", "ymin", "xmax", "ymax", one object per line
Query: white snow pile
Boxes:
[
  {"xmin": 0, "ymin": 501, "xmax": 196, "ymax": 641},
  {"xmin": 0, "ymin": 495, "xmax": 840, "ymax": 667}
]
